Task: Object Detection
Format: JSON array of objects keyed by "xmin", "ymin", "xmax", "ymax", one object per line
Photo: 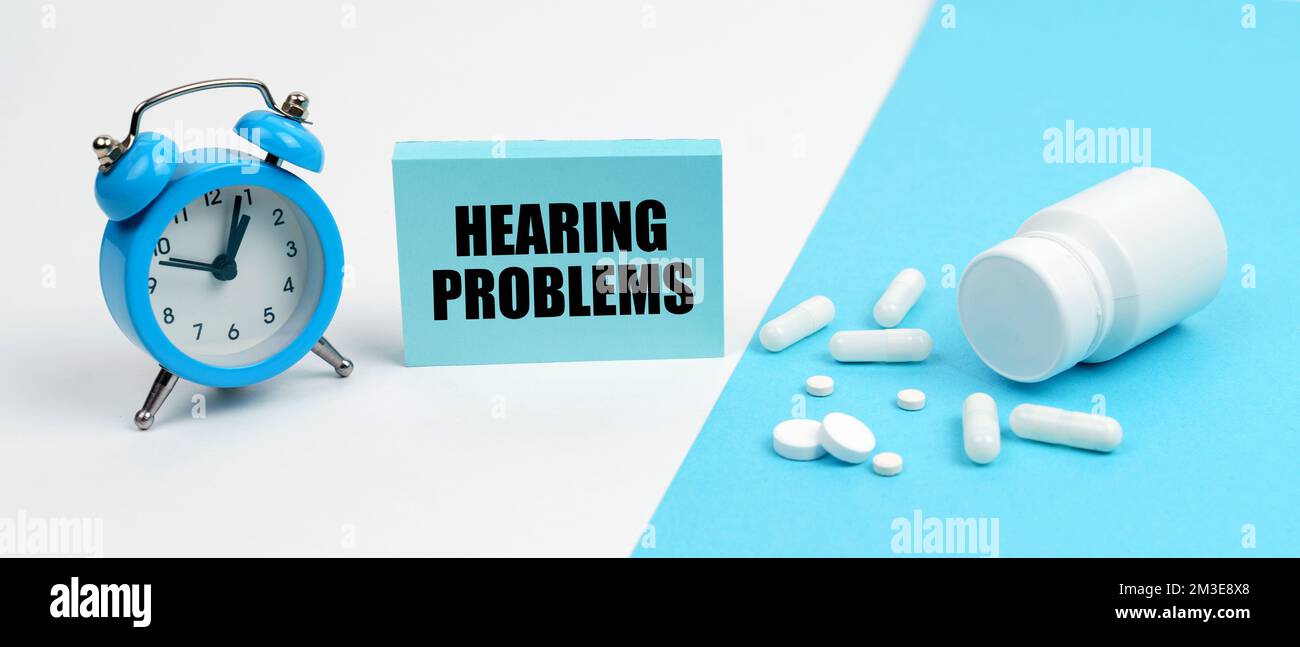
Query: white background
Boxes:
[{"xmin": 0, "ymin": 0, "xmax": 929, "ymax": 556}]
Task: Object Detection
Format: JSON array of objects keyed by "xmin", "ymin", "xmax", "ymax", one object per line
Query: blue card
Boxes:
[{"xmin": 392, "ymin": 140, "xmax": 723, "ymax": 366}]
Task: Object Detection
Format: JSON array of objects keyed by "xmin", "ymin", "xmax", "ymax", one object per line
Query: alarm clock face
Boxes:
[{"xmin": 147, "ymin": 184, "xmax": 324, "ymax": 367}]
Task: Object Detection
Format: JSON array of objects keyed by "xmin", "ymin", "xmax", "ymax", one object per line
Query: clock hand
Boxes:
[
  {"xmin": 226, "ymin": 194, "xmax": 242, "ymax": 255},
  {"xmin": 159, "ymin": 258, "xmax": 221, "ymax": 273},
  {"xmin": 226, "ymin": 212, "xmax": 252, "ymax": 262},
  {"xmin": 162, "ymin": 196, "xmax": 249, "ymax": 281}
]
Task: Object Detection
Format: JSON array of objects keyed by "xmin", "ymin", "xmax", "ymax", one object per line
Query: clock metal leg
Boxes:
[
  {"xmin": 312, "ymin": 336, "xmax": 353, "ymax": 377},
  {"xmin": 134, "ymin": 366, "xmax": 178, "ymax": 431}
]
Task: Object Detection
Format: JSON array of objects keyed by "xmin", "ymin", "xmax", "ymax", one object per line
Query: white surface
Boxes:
[
  {"xmin": 771, "ymin": 419, "xmax": 826, "ymax": 462},
  {"xmin": 871, "ymin": 452, "xmax": 902, "ymax": 476},
  {"xmin": 828, "ymin": 328, "xmax": 932, "ymax": 362},
  {"xmin": 817, "ymin": 412, "xmax": 875, "ymax": 464},
  {"xmin": 0, "ymin": 0, "xmax": 929, "ymax": 556},
  {"xmin": 872, "ymin": 267, "xmax": 925, "ymax": 328},
  {"xmin": 961, "ymin": 392, "xmax": 1000, "ymax": 465},
  {"xmin": 804, "ymin": 375, "xmax": 834, "ymax": 397},
  {"xmin": 895, "ymin": 388, "xmax": 925, "ymax": 411},
  {"xmin": 758, "ymin": 294, "xmax": 835, "ymax": 352}
]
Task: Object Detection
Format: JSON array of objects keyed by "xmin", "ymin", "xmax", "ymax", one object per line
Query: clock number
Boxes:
[
  {"xmin": 154, "ymin": 237, "xmax": 171, "ymax": 257},
  {"xmin": 163, "ymin": 307, "xmax": 174, "ymax": 324},
  {"xmin": 283, "ymin": 276, "xmax": 295, "ymax": 293},
  {"xmin": 242, "ymin": 188, "xmax": 254, "ymax": 205},
  {"xmin": 285, "ymin": 241, "xmax": 298, "ymax": 258},
  {"xmin": 192, "ymin": 323, "xmax": 203, "ymax": 340},
  {"xmin": 173, "ymin": 208, "xmax": 188, "ymax": 224},
  {"xmin": 227, "ymin": 323, "xmax": 240, "ymax": 340},
  {"xmin": 204, "ymin": 189, "xmax": 222, "ymax": 207},
  {"xmin": 263, "ymin": 307, "xmax": 276, "ymax": 324},
  {"xmin": 273, "ymin": 208, "xmax": 285, "ymax": 226},
  {"xmin": 148, "ymin": 277, "xmax": 157, "ymax": 294}
]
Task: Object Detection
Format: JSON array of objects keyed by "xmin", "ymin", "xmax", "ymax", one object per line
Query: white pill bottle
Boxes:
[{"xmin": 957, "ymin": 168, "xmax": 1227, "ymax": 383}]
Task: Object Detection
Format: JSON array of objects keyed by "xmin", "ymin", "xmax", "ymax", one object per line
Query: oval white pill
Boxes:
[
  {"xmin": 829, "ymin": 329, "xmax": 932, "ymax": 362},
  {"xmin": 871, "ymin": 451, "xmax": 903, "ymax": 476},
  {"xmin": 962, "ymin": 392, "xmax": 1000, "ymax": 464},
  {"xmin": 896, "ymin": 388, "xmax": 926, "ymax": 410},
  {"xmin": 772, "ymin": 419, "xmax": 827, "ymax": 461},
  {"xmin": 805, "ymin": 375, "xmax": 834, "ymax": 397},
  {"xmin": 759, "ymin": 296, "xmax": 836, "ymax": 352},
  {"xmin": 1009, "ymin": 404, "xmax": 1122, "ymax": 452},
  {"xmin": 818, "ymin": 412, "xmax": 876, "ymax": 464},
  {"xmin": 873, "ymin": 268, "xmax": 926, "ymax": 328}
]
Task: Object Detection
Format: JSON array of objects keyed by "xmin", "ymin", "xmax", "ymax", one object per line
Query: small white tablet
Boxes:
[
  {"xmin": 872, "ymin": 452, "xmax": 903, "ymax": 476},
  {"xmin": 817, "ymin": 412, "xmax": 876, "ymax": 464},
  {"xmin": 896, "ymin": 388, "xmax": 926, "ymax": 411},
  {"xmin": 772, "ymin": 419, "xmax": 827, "ymax": 461},
  {"xmin": 805, "ymin": 375, "xmax": 834, "ymax": 397}
]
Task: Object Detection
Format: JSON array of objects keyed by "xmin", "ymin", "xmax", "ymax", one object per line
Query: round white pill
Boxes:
[
  {"xmin": 896, "ymin": 388, "xmax": 926, "ymax": 410},
  {"xmin": 872, "ymin": 451, "xmax": 903, "ymax": 476},
  {"xmin": 772, "ymin": 419, "xmax": 826, "ymax": 461},
  {"xmin": 817, "ymin": 412, "xmax": 876, "ymax": 464},
  {"xmin": 805, "ymin": 375, "xmax": 834, "ymax": 397}
]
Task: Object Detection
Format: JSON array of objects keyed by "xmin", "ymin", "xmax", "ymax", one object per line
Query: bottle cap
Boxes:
[{"xmin": 958, "ymin": 235, "xmax": 1108, "ymax": 383}]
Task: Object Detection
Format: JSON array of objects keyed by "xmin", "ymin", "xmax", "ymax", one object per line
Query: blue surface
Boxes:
[
  {"xmin": 637, "ymin": 0, "xmax": 1300, "ymax": 556},
  {"xmin": 100, "ymin": 151, "xmax": 344, "ymax": 388},
  {"xmin": 392, "ymin": 140, "xmax": 723, "ymax": 365}
]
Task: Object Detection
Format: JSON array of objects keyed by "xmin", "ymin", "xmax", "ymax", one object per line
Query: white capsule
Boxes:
[
  {"xmin": 817, "ymin": 412, "xmax": 876, "ymax": 464},
  {"xmin": 962, "ymin": 393, "xmax": 1000, "ymax": 464},
  {"xmin": 760, "ymin": 296, "xmax": 835, "ymax": 352},
  {"xmin": 1009, "ymin": 404, "xmax": 1123, "ymax": 452},
  {"xmin": 829, "ymin": 329, "xmax": 932, "ymax": 362},
  {"xmin": 805, "ymin": 375, "xmax": 834, "ymax": 397},
  {"xmin": 871, "ymin": 451, "xmax": 903, "ymax": 476},
  {"xmin": 772, "ymin": 419, "xmax": 827, "ymax": 461},
  {"xmin": 873, "ymin": 268, "xmax": 926, "ymax": 328}
]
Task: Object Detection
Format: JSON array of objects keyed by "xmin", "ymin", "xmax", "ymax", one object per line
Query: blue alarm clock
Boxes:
[{"xmin": 93, "ymin": 78, "xmax": 352, "ymax": 430}]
